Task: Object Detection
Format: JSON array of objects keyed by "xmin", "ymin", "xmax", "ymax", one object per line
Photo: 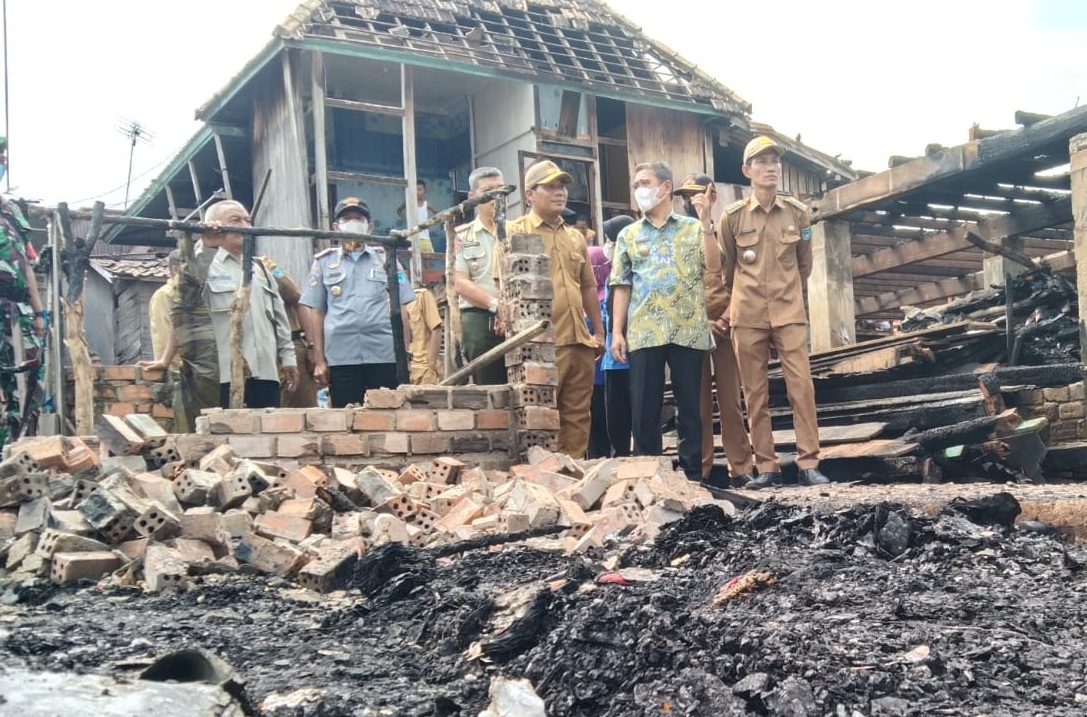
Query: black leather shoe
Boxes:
[
  {"xmin": 730, "ymin": 471, "xmax": 757, "ymax": 489},
  {"xmin": 746, "ymin": 471, "xmax": 782, "ymax": 490},
  {"xmin": 798, "ymin": 468, "xmax": 830, "ymax": 486}
]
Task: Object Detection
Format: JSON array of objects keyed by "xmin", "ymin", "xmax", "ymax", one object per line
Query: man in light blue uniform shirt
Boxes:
[{"xmin": 300, "ymin": 197, "xmax": 415, "ymax": 408}]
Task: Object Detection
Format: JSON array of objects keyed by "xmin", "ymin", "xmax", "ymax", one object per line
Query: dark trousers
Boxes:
[
  {"xmin": 219, "ymin": 379, "xmax": 281, "ymax": 409},
  {"xmin": 605, "ymin": 369, "xmax": 632, "ymax": 456},
  {"xmin": 629, "ymin": 343, "xmax": 705, "ymax": 479},
  {"xmin": 461, "ymin": 308, "xmax": 506, "ymax": 385},
  {"xmin": 588, "ymin": 383, "xmax": 610, "ymax": 459},
  {"xmin": 329, "ymin": 363, "xmax": 398, "ymax": 408}
]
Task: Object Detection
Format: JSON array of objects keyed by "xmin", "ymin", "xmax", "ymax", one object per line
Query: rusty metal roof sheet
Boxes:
[
  {"xmin": 277, "ymin": 0, "xmax": 750, "ymax": 115},
  {"xmin": 90, "ymin": 256, "xmax": 170, "ymax": 282}
]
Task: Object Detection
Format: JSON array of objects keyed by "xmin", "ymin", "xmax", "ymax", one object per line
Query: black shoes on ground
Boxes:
[
  {"xmin": 743, "ymin": 468, "xmax": 830, "ymax": 490},
  {"xmin": 797, "ymin": 468, "xmax": 830, "ymax": 486}
]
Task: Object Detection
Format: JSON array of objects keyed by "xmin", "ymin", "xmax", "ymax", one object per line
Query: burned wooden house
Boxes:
[{"xmin": 106, "ymin": 0, "xmax": 853, "ymax": 289}]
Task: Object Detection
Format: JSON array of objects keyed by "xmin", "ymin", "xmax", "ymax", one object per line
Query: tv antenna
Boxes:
[{"xmin": 115, "ymin": 118, "xmax": 154, "ymax": 209}]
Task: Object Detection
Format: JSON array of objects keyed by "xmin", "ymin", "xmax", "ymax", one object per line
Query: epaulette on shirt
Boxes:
[
  {"xmin": 454, "ymin": 221, "xmax": 472, "ymax": 234},
  {"xmin": 781, "ymin": 195, "xmax": 809, "ymax": 213},
  {"xmin": 723, "ymin": 199, "xmax": 747, "ymax": 215},
  {"xmin": 313, "ymin": 246, "xmax": 340, "ymax": 260}
]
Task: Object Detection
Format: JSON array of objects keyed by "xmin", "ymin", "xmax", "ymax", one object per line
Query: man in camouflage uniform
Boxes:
[{"xmin": 0, "ymin": 136, "xmax": 46, "ymax": 450}]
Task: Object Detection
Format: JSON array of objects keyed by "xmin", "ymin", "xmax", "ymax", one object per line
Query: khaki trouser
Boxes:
[
  {"xmin": 410, "ymin": 362, "xmax": 439, "ymax": 385},
  {"xmin": 280, "ymin": 339, "xmax": 318, "ymax": 408},
  {"xmin": 732, "ymin": 324, "xmax": 820, "ymax": 473},
  {"xmin": 555, "ymin": 344, "xmax": 595, "ymax": 459},
  {"xmin": 700, "ymin": 339, "xmax": 754, "ymax": 478}
]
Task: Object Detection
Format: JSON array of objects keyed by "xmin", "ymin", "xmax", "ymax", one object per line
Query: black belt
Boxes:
[{"xmin": 291, "ymin": 330, "xmax": 306, "ymax": 341}]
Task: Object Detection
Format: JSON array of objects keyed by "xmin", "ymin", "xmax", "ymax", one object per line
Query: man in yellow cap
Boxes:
[
  {"xmin": 508, "ymin": 159, "xmax": 605, "ymax": 458},
  {"xmin": 719, "ymin": 136, "xmax": 826, "ymax": 489}
]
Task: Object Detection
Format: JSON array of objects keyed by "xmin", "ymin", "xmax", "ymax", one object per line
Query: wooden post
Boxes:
[
  {"xmin": 311, "ymin": 51, "xmax": 331, "ymax": 234},
  {"xmin": 401, "ymin": 64, "xmax": 421, "ymax": 287},
  {"xmin": 55, "ymin": 203, "xmax": 94, "ymax": 436},
  {"xmin": 982, "ymin": 236, "xmax": 1029, "ymax": 288},
  {"xmin": 807, "ymin": 220, "xmax": 856, "ymax": 353},
  {"xmin": 444, "ymin": 215, "xmax": 461, "ymax": 376},
  {"xmin": 1071, "ymin": 132, "xmax": 1087, "ymax": 360},
  {"xmin": 213, "ymin": 133, "xmax": 233, "ymax": 200},
  {"xmin": 164, "ymin": 184, "xmax": 180, "ymax": 221},
  {"xmin": 188, "ymin": 161, "xmax": 204, "ymax": 216}
]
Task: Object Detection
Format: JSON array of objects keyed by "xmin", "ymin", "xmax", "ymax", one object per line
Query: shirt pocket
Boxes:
[
  {"xmin": 462, "ymin": 245, "xmax": 488, "ymax": 280},
  {"xmin": 322, "ymin": 270, "xmax": 347, "ymax": 300},
  {"xmin": 778, "ymin": 227, "xmax": 800, "ymax": 268},
  {"xmin": 735, "ymin": 230, "xmax": 759, "ymax": 249},
  {"xmin": 206, "ymin": 277, "xmax": 237, "ymax": 314}
]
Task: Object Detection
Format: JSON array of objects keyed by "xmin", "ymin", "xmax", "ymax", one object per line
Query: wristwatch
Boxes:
[{"xmin": 487, "ymin": 297, "xmax": 499, "ymax": 314}]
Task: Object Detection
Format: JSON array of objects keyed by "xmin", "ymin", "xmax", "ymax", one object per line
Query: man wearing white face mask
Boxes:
[
  {"xmin": 610, "ymin": 161, "xmax": 713, "ymax": 481},
  {"xmin": 300, "ymin": 197, "xmax": 415, "ymax": 408}
]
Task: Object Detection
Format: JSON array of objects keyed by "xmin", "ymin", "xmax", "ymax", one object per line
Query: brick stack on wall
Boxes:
[
  {"xmin": 502, "ymin": 233, "xmax": 561, "ymax": 455},
  {"xmin": 68, "ymin": 366, "xmax": 174, "ymax": 431},
  {"xmin": 178, "ymin": 385, "xmax": 516, "ymax": 471}
]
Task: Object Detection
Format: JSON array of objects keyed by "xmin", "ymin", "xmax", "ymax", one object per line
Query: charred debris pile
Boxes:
[{"xmin": 3, "ymin": 495, "xmax": 1087, "ymax": 716}]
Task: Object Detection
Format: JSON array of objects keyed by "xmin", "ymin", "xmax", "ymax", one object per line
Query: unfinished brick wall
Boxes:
[
  {"xmin": 68, "ymin": 366, "xmax": 174, "ymax": 431},
  {"xmin": 177, "ymin": 384, "xmax": 516, "ymax": 471},
  {"xmin": 1006, "ymin": 381, "xmax": 1087, "ymax": 443},
  {"xmin": 504, "ymin": 234, "xmax": 560, "ymax": 454}
]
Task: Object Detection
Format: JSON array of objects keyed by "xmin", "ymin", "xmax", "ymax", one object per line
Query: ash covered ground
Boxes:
[{"xmin": 3, "ymin": 496, "xmax": 1087, "ymax": 717}]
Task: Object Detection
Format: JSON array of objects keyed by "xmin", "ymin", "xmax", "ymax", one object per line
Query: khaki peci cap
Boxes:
[
  {"xmin": 333, "ymin": 197, "xmax": 371, "ymax": 220},
  {"xmin": 742, "ymin": 136, "xmax": 785, "ymax": 164},
  {"xmin": 524, "ymin": 159, "xmax": 572, "ymax": 189}
]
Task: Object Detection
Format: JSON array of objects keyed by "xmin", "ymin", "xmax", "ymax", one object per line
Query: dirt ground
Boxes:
[{"xmin": 4, "ymin": 488, "xmax": 1087, "ymax": 716}]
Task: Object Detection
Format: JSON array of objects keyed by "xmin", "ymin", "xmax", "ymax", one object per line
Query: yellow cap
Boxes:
[
  {"xmin": 743, "ymin": 136, "xmax": 785, "ymax": 164},
  {"xmin": 524, "ymin": 159, "xmax": 572, "ymax": 189}
]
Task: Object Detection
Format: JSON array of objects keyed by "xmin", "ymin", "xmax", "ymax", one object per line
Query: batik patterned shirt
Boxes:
[{"xmin": 610, "ymin": 213, "xmax": 712, "ymax": 353}]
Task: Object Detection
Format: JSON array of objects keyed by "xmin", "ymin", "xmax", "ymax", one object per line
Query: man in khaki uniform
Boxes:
[
  {"xmin": 508, "ymin": 159, "xmax": 605, "ymax": 458},
  {"xmin": 407, "ymin": 283, "xmax": 443, "ymax": 384},
  {"xmin": 675, "ymin": 174, "xmax": 755, "ymax": 486},
  {"xmin": 260, "ymin": 255, "xmax": 318, "ymax": 407},
  {"xmin": 720, "ymin": 136, "xmax": 827, "ymax": 489}
]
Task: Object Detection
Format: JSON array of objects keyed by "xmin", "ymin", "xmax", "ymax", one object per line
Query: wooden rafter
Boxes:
[
  {"xmin": 855, "ymin": 248, "xmax": 1075, "ymax": 316},
  {"xmin": 851, "ymin": 196, "xmax": 1072, "ymax": 278},
  {"xmin": 813, "ymin": 104, "xmax": 1087, "ymax": 222}
]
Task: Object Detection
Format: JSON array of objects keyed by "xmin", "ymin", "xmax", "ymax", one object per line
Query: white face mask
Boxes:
[
  {"xmin": 634, "ymin": 185, "xmax": 665, "ymax": 213},
  {"xmin": 603, "ymin": 241, "xmax": 615, "ymax": 261},
  {"xmin": 338, "ymin": 218, "xmax": 369, "ymax": 235}
]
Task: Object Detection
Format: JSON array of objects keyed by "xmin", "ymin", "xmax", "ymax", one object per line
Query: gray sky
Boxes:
[{"xmin": 6, "ymin": 0, "xmax": 1087, "ymax": 209}]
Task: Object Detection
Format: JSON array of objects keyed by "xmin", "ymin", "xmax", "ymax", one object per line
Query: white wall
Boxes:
[{"xmin": 471, "ymin": 80, "xmax": 537, "ymax": 216}]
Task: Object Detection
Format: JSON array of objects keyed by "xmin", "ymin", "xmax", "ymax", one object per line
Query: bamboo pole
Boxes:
[{"xmin": 440, "ymin": 320, "xmax": 549, "ymax": 386}]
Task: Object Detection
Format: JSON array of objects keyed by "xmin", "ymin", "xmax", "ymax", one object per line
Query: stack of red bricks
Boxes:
[
  {"xmin": 0, "ymin": 433, "xmax": 728, "ymax": 594},
  {"xmin": 68, "ymin": 365, "xmax": 174, "ymax": 430},
  {"xmin": 177, "ymin": 385, "xmax": 515, "ymax": 471},
  {"xmin": 503, "ymin": 233, "xmax": 561, "ymax": 454}
]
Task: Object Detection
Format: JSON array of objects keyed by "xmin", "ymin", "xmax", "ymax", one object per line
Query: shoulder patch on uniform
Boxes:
[
  {"xmin": 724, "ymin": 199, "xmax": 747, "ymax": 215},
  {"xmin": 314, "ymin": 247, "xmax": 339, "ymax": 259},
  {"xmin": 783, "ymin": 196, "xmax": 809, "ymax": 212},
  {"xmin": 454, "ymin": 222, "xmax": 472, "ymax": 234}
]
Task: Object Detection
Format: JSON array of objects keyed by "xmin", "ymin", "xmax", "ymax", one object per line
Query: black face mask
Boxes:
[{"xmin": 683, "ymin": 200, "xmax": 698, "ymax": 219}]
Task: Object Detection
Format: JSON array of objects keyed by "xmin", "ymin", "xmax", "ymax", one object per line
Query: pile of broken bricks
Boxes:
[{"xmin": 0, "ymin": 418, "xmax": 733, "ymax": 595}]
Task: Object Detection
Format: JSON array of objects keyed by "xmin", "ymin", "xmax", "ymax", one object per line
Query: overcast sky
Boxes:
[{"xmin": 5, "ymin": 0, "xmax": 1087, "ymax": 210}]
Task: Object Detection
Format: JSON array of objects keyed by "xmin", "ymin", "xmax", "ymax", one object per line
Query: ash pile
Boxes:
[{"xmin": 3, "ymin": 490, "xmax": 1087, "ymax": 716}]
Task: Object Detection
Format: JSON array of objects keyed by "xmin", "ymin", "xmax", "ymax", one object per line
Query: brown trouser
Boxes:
[
  {"xmin": 555, "ymin": 344, "xmax": 595, "ymax": 459},
  {"xmin": 280, "ymin": 339, "xmax": 318, "ymax": 408},
  {"xmin": 732, "ymin": 324, "xmax": 820, "ymax": 473},
  {"xmin": 700, "ymin": 339, "xmax": 754, "ymax": 478}
]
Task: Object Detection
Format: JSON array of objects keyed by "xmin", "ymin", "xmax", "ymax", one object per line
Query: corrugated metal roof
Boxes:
[
  {"xmin": 276, "ymin": 0, "xmax": 750, "ymax": 115},
  {"xmin": 90, "ymin": 256, "xmax": 170, "ymax": 282}
]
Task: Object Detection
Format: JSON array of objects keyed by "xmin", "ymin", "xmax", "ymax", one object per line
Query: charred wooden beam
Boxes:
[
  {"xmin": 851, "ymin": 196, "xmax": 1071, "ymax": 278},
  {"xmin": 904, "ymin": 409, "xmax": 1019, "ymax": 450},
  {"xmin": 1015, "ymin": 110, "xmax": 1052, "ymax": 127},
  {"xmin": 855, "ymin": 274, "xmax": 987, "ymax": 315},
  {"xmin": 813, "ymin": 104, "xmax": 1087, "ymax": 221}
]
